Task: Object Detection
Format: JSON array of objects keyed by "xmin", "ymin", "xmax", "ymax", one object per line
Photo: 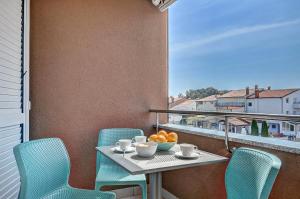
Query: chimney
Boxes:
[
  {"xmin": 246, "ymin": 86, "xmax": 250, "ymax": 95},
  {"xmin": 255, "ymin": 85, "xmax": 259, "ymax": 98},
  {"xmin": 267, "ymin": 86, "xmax": 271, "ymax": 90}
]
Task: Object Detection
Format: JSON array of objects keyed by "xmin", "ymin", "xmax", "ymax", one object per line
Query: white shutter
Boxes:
[
  {"xmin": 152, "ymin": 0, "xmax": 177, "ymax": 12},
  {"xmin": 0, "ymin": 0, "xmax": 27, "ymax": 198}
]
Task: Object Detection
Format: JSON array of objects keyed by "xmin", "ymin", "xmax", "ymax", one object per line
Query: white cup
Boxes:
[
  {"xmin": 132, "ymin": 136, "xmax": 147, "ymax": 144},
  {"xmin": 116, "ymin": 139, "xmax": 132, "ymax": 151},
  {"xmin": 180, "ymin": 143, "xmax": 198, "ymax": 157}
]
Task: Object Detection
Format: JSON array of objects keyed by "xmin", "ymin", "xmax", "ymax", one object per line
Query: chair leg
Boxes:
[
  {"xmin": 95, "ymin": 182, "xmax": 103, "ymax": 191},
  {"xmin": 139, "ymin": 182, "xmax": 147, "ymax": 199}
]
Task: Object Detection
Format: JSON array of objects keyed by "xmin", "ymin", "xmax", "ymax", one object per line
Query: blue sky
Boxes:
[{"xmin": 169, "ymin": 0, "xmax": 300, "ymax": 96}]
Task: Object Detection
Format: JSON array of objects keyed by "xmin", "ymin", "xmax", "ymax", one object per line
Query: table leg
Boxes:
[
  {"xmin": 149, "ymin": 173, "xmax": 157, "ymax": 199},
  {"xmin": 157, "ymin": 172, "xmax": 162, "ymax": 199},
  {"xmin": 149, "ymin": 172, "xmax": 162, "ymax": 199}
]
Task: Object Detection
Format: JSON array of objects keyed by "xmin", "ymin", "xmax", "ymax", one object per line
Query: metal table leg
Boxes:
[
  {"xmin": 149, "ymin": 172, "xmax": 162, "ymax": 199},
  {"xmin": 157, "ymin": 172, "xmax": 162, "ymax": 199},
  {"xmin": 149, "ymin": 173, "xmax": 157, "ymax": 199}
]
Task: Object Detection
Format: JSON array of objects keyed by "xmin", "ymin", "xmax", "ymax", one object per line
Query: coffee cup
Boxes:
[
  {"xmin": 132, "ymin": 136, "xmax": 147, "ymax": 144},
  {"xmin": 116, "ymin": 139, "xmax": 132, "ymax": 151},
  {"xmin": 180, "ymin": 143, "xmax": 198, "ymax": 157}
]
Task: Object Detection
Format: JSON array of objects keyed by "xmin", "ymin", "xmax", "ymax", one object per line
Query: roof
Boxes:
[
  {"xmin": 195, "ymin": 95, "xmax": 219, "ymax": 102},
  {"xmin": 169, "ymin": 97, "xmax": 187, "ymax": 108},
  {"xmin": 170, "ymin": 99, "xmax": 196, "ymax": 111},
  {"xmin": 247, "ymin": 89, "xmax": 299, "ymax": 99},
  {"xmin": 220, "ymin": 89, "xmax": 255, "ymax": 98}
]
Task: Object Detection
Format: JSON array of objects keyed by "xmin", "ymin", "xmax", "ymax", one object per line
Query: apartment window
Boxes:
[
  {"xmin": 248, "ymin": 102, "xmax": 252, "ymax": 107},
  {"xmin": 286, "ymin": 111, "xmax": 289, "ymax": 114},
  {"xmin": 286, "ymin": 98, "xmax": 289, "ymax": 103},
  {"xmin": 271, "ymin": 124, "xmax": 276, "ymax": 129},
  {"xmin": 290, "ymin": 125, "xmax": 295, "ymax": 131}
]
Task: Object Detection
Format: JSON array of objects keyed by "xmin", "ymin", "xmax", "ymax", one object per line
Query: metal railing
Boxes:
[
  {"xmin": 149, "ymin": 109, "xmax": 300, "ymax": 152},
  {"xmin": 216, "ymin": 102, "xmax": 245, "ymax": 107}
]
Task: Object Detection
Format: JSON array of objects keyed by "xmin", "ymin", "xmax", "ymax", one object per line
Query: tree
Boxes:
[
  {"xmin": 178, "ymin": 93, "xmax": 184, "ymax": 98},
  {"xmin": 261, "ymin": 121, "xmax": 269, "ymax": 137},
  {"xmin": 251, "ymin": 120, "xmax": 259, "ymax": 136},
  {"xmin": 185, "ymin": 87, "xmax": 228, "ymax": 99}
]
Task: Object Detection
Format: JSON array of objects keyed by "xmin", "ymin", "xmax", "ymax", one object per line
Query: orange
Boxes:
[
  {"xmin": 149, "ymin": 134, "xmax": 158, "ymax": 142},
  {"xmin": 167, "ymin": 132, "xmax": 178, "ymax": 142},
  {"xmin": 156, "ymin": 135, "xmax": 167, "ymax": 143},
  {"xmin": 158, "ymin": 130, "xmax": 168, "ymax": 138}
]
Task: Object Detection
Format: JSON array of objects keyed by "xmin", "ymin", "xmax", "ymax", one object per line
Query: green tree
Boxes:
[
  {"xmin": 185, "ymin": 87, "xmax": 228, "ymax": 99},
  {"xmin": 261, "ymin": 121, "xmax": 269, "ymax": 137},
  {"xmin": 251, "ymin": 120, "xmax": 259, "ymax": 136}
]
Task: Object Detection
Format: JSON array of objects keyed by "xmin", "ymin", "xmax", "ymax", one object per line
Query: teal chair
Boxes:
[
  {"xmin": 95, "ymin": 128, "xmax": 147, "ymax": 199},
  {"xmin": 225, "ymin": 147, "xmax": 281, "ymax": 199},
  {"xmin": 13, "ymin": 138, "xmax": 116, "ymax": 199}
]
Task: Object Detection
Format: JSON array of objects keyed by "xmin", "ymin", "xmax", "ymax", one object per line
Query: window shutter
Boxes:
[
  {"xmin": 152, "ymin": 0, "xmax": 177, "ymax": 12},
  {"xmin": 0, "ymin": 0, "xmax": 25, "ymax": 198}
]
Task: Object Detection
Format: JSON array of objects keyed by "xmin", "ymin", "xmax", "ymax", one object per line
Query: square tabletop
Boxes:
[{"xmin": 96, "ymin": 145, "xmax": 228, "ymax": 175}]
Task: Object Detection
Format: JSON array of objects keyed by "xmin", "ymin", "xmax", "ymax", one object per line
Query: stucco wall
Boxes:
[
  {"xmin": 30, "ymin": 0, "xmax": 168, "ymax": 188},
  {"xmin": 160, "ymin": 128, "xmax": 300, "ymax": 199}
]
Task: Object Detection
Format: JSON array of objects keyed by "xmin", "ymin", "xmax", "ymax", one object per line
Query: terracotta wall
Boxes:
[
  {"xmin": 161, "ymin": 129, "xmax": 300, "ymax": 199},
  {"xmin": 30, "ymin": 0, "xmax": 168, "ymax": 188}
]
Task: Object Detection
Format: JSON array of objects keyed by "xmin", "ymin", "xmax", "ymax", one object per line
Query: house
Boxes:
[
  {"xmin": 216, "ymin": 87, "xmax": 254, "ymax": 112},
  {"xmin": 169, "ymin": 99, "xmax": 196, "ymax": 124},
  {"xmin": 246, "ymin": 88, "xmax": 300, "ymax": 137},
  {"xmin": 195, "ymin": 95, "xmax": 219, "ymax": 111},
  {"xmin": 246, "ymin": 88, "xmax": 300, "ymax": 115}
]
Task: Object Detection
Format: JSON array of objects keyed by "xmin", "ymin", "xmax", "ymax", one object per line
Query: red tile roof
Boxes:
[
  {"xmin": 220, "ymin": 89, "xmax": 255, "ymax": 98},
  {"xmin": 195, "ymin": 95, "xmax": 219, "ymax": 102},
  {"xmin": 169, "ymin": 98, "xmax": 188, "ymax": 109},
  {"xmin": 247, "ymin": 89, "xmax": 299, "ymax": 99}
]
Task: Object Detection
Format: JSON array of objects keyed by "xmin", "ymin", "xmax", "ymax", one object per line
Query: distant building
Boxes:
[
  {"xmin": 195, "ymin": 95, "xmax": 219, "ymax": 111},
  {"xmin": 246, "ymin": 88, "xmax": 300, "ymax": 138},
  {"xmin": 216, "ymin": 87, "xmax": 254, "ymax": 112},
  {"xmin": 246, "ymin": 88, "xmax": 300, "ymax": 115},
  {"xmin": 168, "ymin": 98, "xmax": 196, "ymax": 124}
]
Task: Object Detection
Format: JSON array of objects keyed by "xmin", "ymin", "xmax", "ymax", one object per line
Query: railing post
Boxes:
[
  {"xmin": 156, "ymin": 112, "xmax": 159, "ymax": 133},
  {"xmin": 225, "ymin": 116, "xmax": 230, "ymax": 152}
]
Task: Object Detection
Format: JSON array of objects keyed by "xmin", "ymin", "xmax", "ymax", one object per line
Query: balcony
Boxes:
[
  {"xmin": 1, "ymin": 1, "xmax": 300, "ymax": 199},
  {"xmin": 216, "ymin": 102, "xmax": 245, "ymax": 107},
  {"xmin": 293, "ymin": 102, "xmax": 300, "ymax": 109}
]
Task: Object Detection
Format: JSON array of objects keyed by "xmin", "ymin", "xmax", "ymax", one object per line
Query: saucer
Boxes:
[
  {"xmin": 112, "ymin": 146, "xmax": 136, "ymax": 153},
  {"xmin": 175, "ymin": 151, "xmax": 200, "ymax": 159}
]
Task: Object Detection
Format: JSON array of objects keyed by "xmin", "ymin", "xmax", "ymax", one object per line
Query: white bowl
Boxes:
[{"xmin": 136, "ymin": 142, "xmax": 158, "ymax": 157}]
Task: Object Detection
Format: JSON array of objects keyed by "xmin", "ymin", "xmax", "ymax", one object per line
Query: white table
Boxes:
[{"xmin": 97, "ymin": 145, "xmax": 227, "ymax": 199}]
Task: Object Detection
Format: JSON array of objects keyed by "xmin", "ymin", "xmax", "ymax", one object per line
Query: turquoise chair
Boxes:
[
  {"xmin": 95, "ymin": 128, "xmax": 147, "ymax": 199},
  {"xmin": 13, "ymin": 138, "xmax": 116, "ymax": 199},
  {"xmin": 225, "ymin": 147, "xmax": 281, "ymax": 199}
]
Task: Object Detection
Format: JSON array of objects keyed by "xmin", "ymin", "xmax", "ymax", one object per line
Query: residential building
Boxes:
[
  {"xmin": 169, "ymin": 99, "xmax": 196, "ymax": 124},
  {"xmin": 246, "ymin": 88, "xmax": 300, "ymax": 137},
  {"xmin": 246, "ymin": 88, "xmax": 300, "ymax": 114},
  {"xmin": 216, "ymin": 87, "xmax": 254, "ymax": 112},
  {"xmin": 195, "ymin": 95, "xmax": 219, "ymax": 111}
]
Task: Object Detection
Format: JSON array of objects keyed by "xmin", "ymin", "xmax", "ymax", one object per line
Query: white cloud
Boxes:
[{"xmin": 171, "ymin": 19, "xmax": 300, "ymax": 53}]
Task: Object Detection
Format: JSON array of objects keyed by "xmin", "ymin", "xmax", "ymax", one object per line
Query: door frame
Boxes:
[{"xmin": 23, "ymin": 0, "xmax": 30, "ymax": 142}]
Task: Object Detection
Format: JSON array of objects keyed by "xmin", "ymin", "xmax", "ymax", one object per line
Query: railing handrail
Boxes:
[{"xmin": 149, "ymin": 109, "xmax": 300, "ymax": 122}]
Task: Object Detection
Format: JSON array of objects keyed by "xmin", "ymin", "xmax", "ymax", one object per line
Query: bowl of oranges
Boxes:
[{"xmin": 148, "ymin": 130, "xmax": 178, "ymax": 151}]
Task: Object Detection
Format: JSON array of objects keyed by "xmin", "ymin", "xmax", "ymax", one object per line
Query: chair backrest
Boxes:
[
  {"xmin": 225, "ymin": 147, "xmax": 281, "ymax": 199},
  {"xmin": 96, "ymin": 128, "xmax": 144, "ymax": 172},
  {"xmin": 13, "ymin": 138, "xmax": 70, "ymax": 199}
]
